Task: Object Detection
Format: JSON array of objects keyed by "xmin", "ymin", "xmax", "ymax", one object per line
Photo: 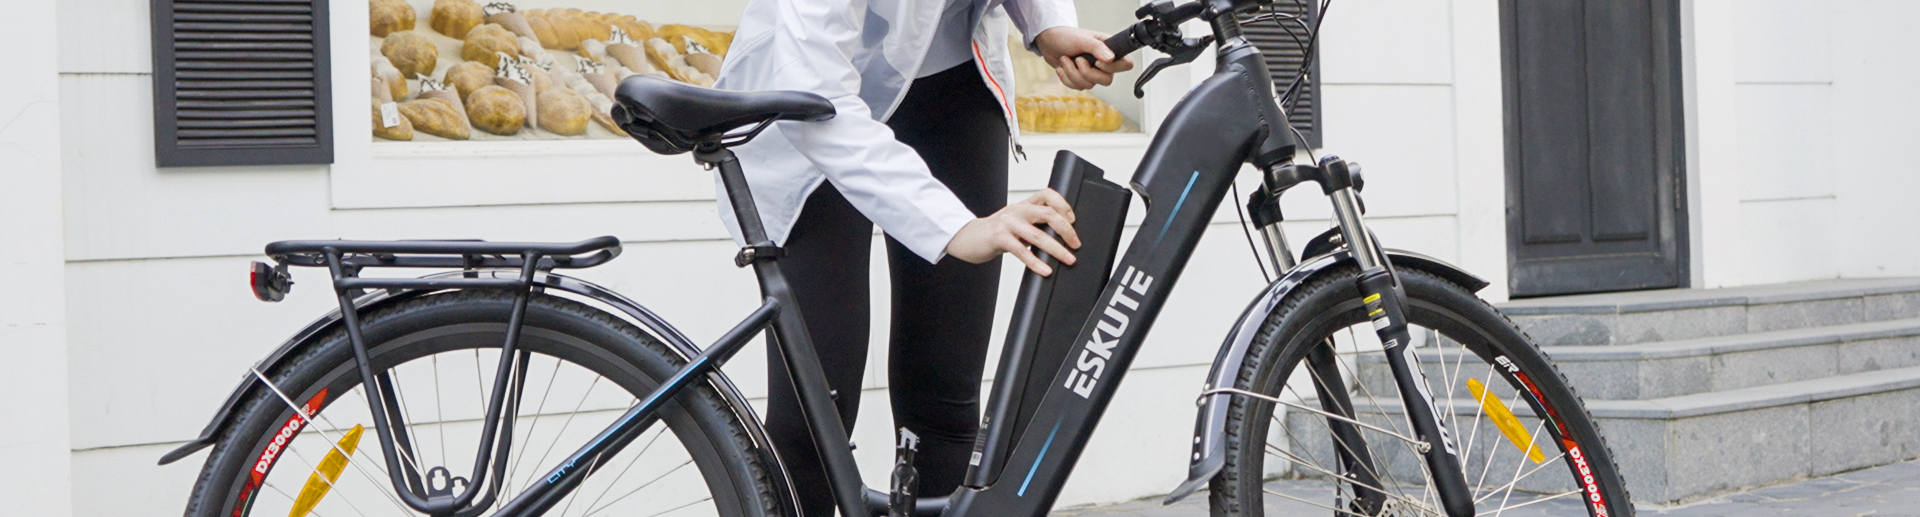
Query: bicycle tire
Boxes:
[
  {"xmin": 182, "ymin": 290, "xmax": 781, "ymax": 517},
  {"xmin": 1211, "ymin": 266, "xmax": 1633, "ymax": 516}
]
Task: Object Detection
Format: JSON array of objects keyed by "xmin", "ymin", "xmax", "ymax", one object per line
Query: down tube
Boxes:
[{"xmin": 948, "ymin": 64, "xmax": 1275, "ymax": 516}]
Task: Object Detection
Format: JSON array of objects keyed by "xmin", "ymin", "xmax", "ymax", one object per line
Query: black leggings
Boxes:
[{"xmin": 765, "ymin": 62, "xmax": 1008, "ymax": 516}]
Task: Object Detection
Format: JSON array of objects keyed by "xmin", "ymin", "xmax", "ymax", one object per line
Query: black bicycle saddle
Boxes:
[{"xmin": 612, "ymin": 75, "xmax": 835, "ymax": 154}]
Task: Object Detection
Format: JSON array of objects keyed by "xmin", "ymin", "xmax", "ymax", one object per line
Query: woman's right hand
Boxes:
[{"xmin": 945, "ymin": 189, "xmax": 1082, "ymax": 276}]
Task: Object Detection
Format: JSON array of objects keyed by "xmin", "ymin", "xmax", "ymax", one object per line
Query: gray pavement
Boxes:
[{"xmin": 1058, "ymin": 459, "xmax": 1920, "ymax": 516}]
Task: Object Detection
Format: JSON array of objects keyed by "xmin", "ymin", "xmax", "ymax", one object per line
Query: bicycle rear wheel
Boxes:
[
  {"xmin": 1212, "ymin": 266, "xmax": 1632, "ymax": 516},
  {"xmin": 183, "ymin": 290, "xmax": 781, "ymax": 517}
]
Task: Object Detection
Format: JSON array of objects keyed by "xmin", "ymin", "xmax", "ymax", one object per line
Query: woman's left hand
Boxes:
[{"xmin": 1034, "ymin": 27, "xmax": 1136, "ymax": 90}]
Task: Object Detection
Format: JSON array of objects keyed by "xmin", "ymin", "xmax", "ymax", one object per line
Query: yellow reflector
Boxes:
[
  {"xmin": 288, "ymin": 424, "xmax": 364, "ymax": 517},
  {"xmin": 1467, "ymin": 378, "xmax": 1546, "ymax": 464}
]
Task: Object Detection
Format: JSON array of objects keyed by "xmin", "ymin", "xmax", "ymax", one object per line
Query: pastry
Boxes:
[
  {"xmin": 485, "ymin": 10, "xmax": 536, "ymax": 40},
  {"xmin": 1016, "ymin": 93, "xmax": 1124, "ymax": 133},
  {"xmin": 526, "ymin": 14, "xmax": 560, "ymax": 49},
  {"xmin": 460, "ymin": 24, "xmax": 522, "ymax": 68},
  {"xmin": 536, "ymin": 88, "xmax": 591, "ymax": 136},
  {"xmin": 684, "ymin": 52, "xmax": 722, "ymax": 77},
  {"xmin": 372, "ymin": 102, "xmax": 414, "ymax": 140},
  {"xmin": 369, "ymin": 0, "xmax": 416, "ymax": 37},
  {"xmin": 465, "ymin": 85, "xmax": 526, "ymax": 135},
  {"xmin": 656, "ymin": 25, "xmax": 732, "ymax": 56},
  {"xmin": 399, "ymin": 95, "xmax": 470, "ymax": 139},
  {"xmin": 429, "ymin": 0, "xmax": 484, "ymax": 38},
  {"xmin": 372, "ymin": 57, "xmax": 407, "ymax": 101},
  {"xmin": 494, "ymin": 63, "xmax": 538, "ymax": 129},
  {"xmin": 380, "ymin": 30, "xmax": 437, "ymax": 78},
  {"xmin": 644, "ymin": 37, "xmax": 714, "ymax": 86},
  {"xmin": 444, "ymin": 61, "xmax": 493, "ymax": 101},
  {"xmin": 605, "ymin": 41, "xmax": 653, "ymax": 74},
  {"xmin": 606, "ymin": 15, "xmax": 653, "ymax": 43}
]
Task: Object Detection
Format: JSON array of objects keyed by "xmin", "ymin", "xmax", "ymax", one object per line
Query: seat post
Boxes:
[{"xmin": 695, "ymin": 147, "xmax": 771, "ymax": 245}]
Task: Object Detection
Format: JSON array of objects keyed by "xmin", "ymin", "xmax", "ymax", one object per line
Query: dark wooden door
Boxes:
[{"xmin": 1500, "ymin": 0, "xmax": 1686, "ymax": 297}]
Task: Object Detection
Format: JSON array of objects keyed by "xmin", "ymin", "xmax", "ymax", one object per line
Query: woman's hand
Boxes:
[
  {"xmin": 1034, "ymin": 27, "xmax": 1136, "ymax": 90},
  {"xmin": 944, "ymin": 189, "xmax": 1082, "ymax": 276}
]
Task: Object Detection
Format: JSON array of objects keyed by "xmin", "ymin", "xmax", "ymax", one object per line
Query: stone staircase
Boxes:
[{"xmin": 1502, "ymin": 278, "xmax": 1920, "ymax": 503}]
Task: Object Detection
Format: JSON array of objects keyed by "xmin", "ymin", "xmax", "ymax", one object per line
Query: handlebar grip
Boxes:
[
  {"xmin": 1068, "ymin": 26, "xmax": 1145, "ymax": 68},
  {"xmin": 1105, "ymin": 27, "xmax": 1144, "ymax": 58}
]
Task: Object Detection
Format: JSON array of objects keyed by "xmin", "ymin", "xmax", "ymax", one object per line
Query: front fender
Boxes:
[
  {"xmin": 156, "ymin": 271, "xmax": 801, "ymax": 514},
  {"xmin": 1162, "ymin": 249, "xmax": 1486, "ymax": 503}
]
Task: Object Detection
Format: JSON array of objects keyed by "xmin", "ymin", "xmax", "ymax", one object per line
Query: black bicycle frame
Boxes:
[{"xmin": 280, "ymin": 3, "xmax": 1477, "ymax": 515}]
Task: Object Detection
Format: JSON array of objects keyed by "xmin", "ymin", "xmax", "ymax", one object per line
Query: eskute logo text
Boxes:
[{"xmin": 1065, "ymin": 266, "xmax": 1154, "ymax": 398}]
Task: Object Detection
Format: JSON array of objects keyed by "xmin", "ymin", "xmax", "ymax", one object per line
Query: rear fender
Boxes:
[
  {"xmin": 156, "ymin": 271, "xmax": 801, "ymax": 514},
  {"xmin": 1161, "ymin": 249, "xmax": 1486, "ymax": 502}
]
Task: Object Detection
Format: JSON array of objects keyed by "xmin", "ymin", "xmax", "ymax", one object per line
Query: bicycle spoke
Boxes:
[
  {"xmin": 518, "ymin": 376, "xmax": 603, "ymax": 491},
  {"xmin": 1482, "ymin": 488, "xmax": 1581, "ymax": 516},
  {"xmin": 431, "ymin": 354, "xmax": 448, "ymax": 469},
  {"xmin": 585, "ymin": 457, "xmax": 695, "ymax": 515},
  {"xmin": 503, "ymin": 354, "xmax": 567, "ymax": 498},
  {"xmin": 582, "ymin": 412, "xmax": 664, "ymax": 513},
  {"xmin": 250, "ymin": 368, "xmax": 413, "ymax": 514},
  {"xmin": 1263, "ymin": 486, "xmax": 1378, "ymax": 517},
  {"xmin": 639, "ymin": 496, "xmax": 714, "ymax": 517}
]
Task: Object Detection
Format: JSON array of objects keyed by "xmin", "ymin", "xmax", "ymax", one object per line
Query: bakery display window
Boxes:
[{"xmin": 368, "ymin": 0, "xmax": 737, "ymax": 142}]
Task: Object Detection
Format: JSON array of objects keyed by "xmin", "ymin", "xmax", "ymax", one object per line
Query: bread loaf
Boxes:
[
  {"xmin": 536, "ymin": 88, "xmax": 592, "ymax": 136},
  {"xmin": 369, "ymin": 0, "xmax": 416, "ymax": 37},
  {"xmin": 495, "ymin": 71, "xmax": 538, "ymax": 130},
  {"xmin": 1015, "ymin": 94, "xmax": 1124, "ymax": 133},
  {"xmin": 684, "ymin": 52, "xmax": 722, "ymax": 77},
  {"xmin": 372, "ymin": 57, "xmax": 408, "ymax": 101},
  {"xmin": 460, "ymin": 24, "xmax": 521, "ymax": 68},
  {"xmin": 399, "ymin": 96, "xmax": 470, "ymax": 140},
  {"xmin": 372, "ymin": 102, "xmax": 415, "ymax": 140},
  {"xmin": 380, "ymin": 30, "xmax": 438, "ymax": 78},
  {"xmin": 485, "ymin": 10, "xmax": 536, "ymax": 40},
  {"xmin": 466, "ymin": 85, "xmax": 526, "ymax": 135},
  {"xmin": 429, "ymin": 0, "xmax": 484, "ymax": 38},
  {"xmin": 656, "ymin": 25, "xmax": 733, "ymax": 56},
  {"xmin": 606, "ymin": 42, "xmax": 652, "ymax": 74},
  {"xmin": 444, "ymin": 61, "xmax": 493, "ymax": 101},
  {"xmin": 644, "ymin": 37, "xmax": 714, "ymax": 86}
]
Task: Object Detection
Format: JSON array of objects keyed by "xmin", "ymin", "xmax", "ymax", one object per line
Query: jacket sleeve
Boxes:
[
  {"xmin": 721, "ymin": 1, "xmax": 978, "ymax": 262},
  {"xmin": 1005, "ymin": 0, "xmax": 1080, "ymax": 50}
]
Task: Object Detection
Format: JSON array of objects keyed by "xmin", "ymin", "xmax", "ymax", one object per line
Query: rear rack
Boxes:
[
  {"xmin": 250, "ymin": 236, "xmax": 622, "ymax": 302},
  {"xmin": 246, "ymin": 235, "xmax": 626, "ymax": 513}
]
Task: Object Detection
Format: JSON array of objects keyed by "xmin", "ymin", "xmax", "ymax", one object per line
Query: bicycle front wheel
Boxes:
[
  {"xmin": 184, "ymin": 290, "xmax": 782, "ymax": 517},
  {"xmin": 1212, "ymin": 266, "xmax": 1633, "ymax": 516}
]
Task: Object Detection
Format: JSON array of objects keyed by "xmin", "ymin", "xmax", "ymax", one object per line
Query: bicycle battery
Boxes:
[{"xmin": 968, "ymin": 150, "xmax": 1132, "ymax": 486}]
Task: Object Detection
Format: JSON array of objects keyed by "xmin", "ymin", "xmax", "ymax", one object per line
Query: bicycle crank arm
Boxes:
[{"xmin": 1358, "ymin": 270, "xmax": 1474, "ymax": 517}]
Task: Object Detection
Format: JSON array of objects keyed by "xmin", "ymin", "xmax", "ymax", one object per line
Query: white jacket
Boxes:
[{"xmin": 713, "ymin": 0, "xmax": 1078, "ymax": 262}]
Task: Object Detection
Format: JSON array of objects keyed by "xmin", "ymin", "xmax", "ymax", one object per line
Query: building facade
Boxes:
[{"xmin": 2, "ymin": 0, "xmax": 1916, "ymax": 514}]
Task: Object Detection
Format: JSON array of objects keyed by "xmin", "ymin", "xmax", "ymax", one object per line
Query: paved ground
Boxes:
[{"xmin": 1058, "ymin": 459, "xmax": 1920, "ymax": 516}]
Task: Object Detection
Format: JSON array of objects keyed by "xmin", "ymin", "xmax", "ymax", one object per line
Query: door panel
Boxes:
[{"xmin": 1502, "ymin": 0, "xmax": 1686, "ymax": 296}]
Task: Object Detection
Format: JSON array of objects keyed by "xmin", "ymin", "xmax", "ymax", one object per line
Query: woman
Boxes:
[{"xmin": 714, "ymin": 0, "xmax": 1131, "ymax": 513}]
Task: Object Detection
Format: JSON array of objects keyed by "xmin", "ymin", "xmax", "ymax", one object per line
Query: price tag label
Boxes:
[
  {"xmin": 483, "ymin": 1, "xmax": 516, "ymax": 16},
  {"xmin": 609, "ymin": 26, "xmax": 636, "ymax": 46},
  {"xmin": 418, "ymin": 76, "xmax": 450, "ymax": 92},
  {"xmin": 576, "ymin": 58, "xmax": 605, "ymax": 75},
  {"xmin": 378, "ymin": 102, "xmax": 401, "ymax": 128},
  {"xmin": 516, "ymin": 54, "xmax": 549, "ymax": 72},
  {"xmin": 683, "ymin": 37, "xmax": 712, "ymax": 55},
  {"xmin": 495, "ymin": 52, "xmax": 532, "ymax": 84}
]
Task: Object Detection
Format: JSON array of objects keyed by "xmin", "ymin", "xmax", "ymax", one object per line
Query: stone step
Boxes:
[
  {"xmin": 1282, "ymin": 365, "xmax": 1920, "ymax": 504},
  {"xmin": 1352, "ymin": 318, "xmax": 1920, "ymax": 400},
  {"xmin": 1499, "ymin": 278, "xmax": 1920, "ymax": 346},
  {"xmin": 1544, "ymin": 318, "xmax": 1920, "ymax": 399}
]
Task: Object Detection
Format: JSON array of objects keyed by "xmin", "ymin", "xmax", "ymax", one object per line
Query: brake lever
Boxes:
[{"xmin": 1131, "ymin": 35, "xmax": 1214, "ymax": 98}]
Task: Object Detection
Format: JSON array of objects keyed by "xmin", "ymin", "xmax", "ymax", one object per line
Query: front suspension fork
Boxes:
[
  {"xmin": 1332, "ymin": 185, "xmax": 1473, "ymax": 517},
  {"xmin": 1263, "ymin": 154, "xmax": 1474, "ymax": 516}
]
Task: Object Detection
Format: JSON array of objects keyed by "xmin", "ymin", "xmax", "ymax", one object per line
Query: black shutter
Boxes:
[
  {"xmin": 1239, "ymin": 0, "xmax": 1321, "ymax": 146},
  {"xmin": 151, "ymin": 0, "xmax": 333, "ymax": 167}
]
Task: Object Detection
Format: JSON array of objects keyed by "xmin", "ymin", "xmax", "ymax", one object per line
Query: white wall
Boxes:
[
  {"xmin": 41, "ymin": 0, "xmax": 1494, "ymax": 514},
  {"xmin": 1689, "ymin": 0, "xmax": 1920, "ymax": 287},
  {"xmin": 0, "ymin": 1, "xmax": 72, "ymax": 514}
]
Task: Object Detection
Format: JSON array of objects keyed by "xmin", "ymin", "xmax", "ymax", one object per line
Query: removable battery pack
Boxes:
[{"xmin": 968, "ymin": 150, "xmax": 1132, "ymax": 486}]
